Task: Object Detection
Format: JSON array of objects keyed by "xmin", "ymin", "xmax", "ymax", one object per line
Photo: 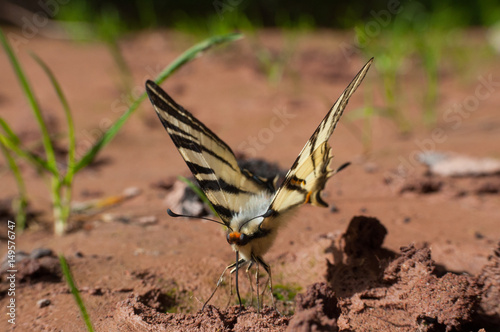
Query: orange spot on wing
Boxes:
[
  {"xmin": 290, "ymin": 178, "xmax": 306, "ymax": 186},
  {"xmin": 305, "ymin": 191, "xmax": 312, "ymax": 204}
]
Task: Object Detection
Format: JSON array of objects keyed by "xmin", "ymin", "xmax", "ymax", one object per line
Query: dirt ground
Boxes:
[{"xmin": 1, "ymin": 29, "xmax": 499, "ymax": 331}]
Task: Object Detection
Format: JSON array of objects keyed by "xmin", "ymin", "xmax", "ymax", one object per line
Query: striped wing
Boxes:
[
  {"xmin": 262, "ymin": 58, "xmax": 373, "ymax": 229},
  {"xmin": 145, "ymin": 81, "xmax": 270, "ymax": 224}
]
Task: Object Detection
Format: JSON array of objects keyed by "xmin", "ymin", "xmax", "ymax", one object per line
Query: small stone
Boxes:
[
  {"xmin": 89, "ymin": 288, "xmax": 103, "ymax": 296},
  {"xmin": 30, "ymin": 248, "xmax": 54, "ymax": 259},
  {"xmin": 475, "ymin": 232, "xmax": 485, "ymax": 240},
  {"xmin": 330, "ymin": 204, "xmax": 339, "ymax": 213},
  {"xmin": 37, "ymin": 299, "xmax": 51, "ymax": 308},
  {"xmin": 137, "ymin": 215, "xmax": 158, "ymax": 225},
  {"xmin": 134, "ymin": 248, "xmax": 145, "ymax": 256},
  {"xmin": 102, "ymin": 213, "xmax": 130, "ymax": 223},
  {"xmin": 101, "ymin": 213, "xmax": 116, "ymax": 223},
  {"xmin": 403, "ymin": 217, "xmax": 411, "ymax": 224},
  {"xmin": 75, "ymin": 251, "xmax": 84, "ymax": 258},
  {"xmin": 364, "ymin": 162, "xmax": 379, "ymax": 173},
  {"xmin": 123, "ymin": 187, "xmax": 141, "ymax": 198}
]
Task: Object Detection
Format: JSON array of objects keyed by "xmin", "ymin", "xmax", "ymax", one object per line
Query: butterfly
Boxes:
[{"xmin": 145, "ymin": 58, "xmax": 373, "ymax": 309}]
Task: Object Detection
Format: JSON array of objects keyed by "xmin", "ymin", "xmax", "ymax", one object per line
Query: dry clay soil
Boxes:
[{"xmin": 1, "ymin": 29, "xmax": 500, "ymax": 331}]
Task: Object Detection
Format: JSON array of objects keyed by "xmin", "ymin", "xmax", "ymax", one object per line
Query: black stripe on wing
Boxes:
[
  {"xmin": 186, "ymin": 162, "xmax": 215, "ymax": 175},
  {"xmin": 212, "ymin": 204, "xmax": 236, "ymax": 220},
  {"xmin": 198, "ymin": 179, "xmax": 251, "ymax": 195},
  {"xmin": 146, "ymin": 81, "xmax": 234, "ymax": 154},
  {"xmin": 169, "ymin": 133, "xmax": 236, "ymax": 171}
]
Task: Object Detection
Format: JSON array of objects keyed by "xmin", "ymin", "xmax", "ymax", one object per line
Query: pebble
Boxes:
[
  {"xmin": 37, "ymin": 299, "xmax": 51, "ymax": 308},
  {"xmin": 364, "ymin": 162, "xmax": 379, "ymax": 173},
  {"xmin": 30, "ymin": 248, "xmax": 54, "ymax": 259},
  {"xmin": 137, "ymin": 215, "xmax": 158, "ymax": 225},
  {"xmin": 123, "ymin": 187, "xmax": 141, "ymax": 198}
]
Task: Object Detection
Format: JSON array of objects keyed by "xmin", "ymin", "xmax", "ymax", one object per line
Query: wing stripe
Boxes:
[
  {"xmin": 285, "ymin": 184, "xmax": 307, "ymax": 194},
  {"xmin": 185, "ymin": 162, "xmax": 215, "ymax": 175},
  {"xmin": 169, "ymin": 134, "xmax": 236, "ymax": 171},
  {"xmin": 198, "ymin": 179, "xmax": 251, "ymax": 195},
  {"xmin": 212, "ymin": 204, "xmax": 236, "ymax": 220},
  {"xmin": 163, "ymin": 122, "xmax": 197, "ymax": 140},
  {"xmin": 147, "ymin": 84, "xmax": 234, "ymax": 153}
]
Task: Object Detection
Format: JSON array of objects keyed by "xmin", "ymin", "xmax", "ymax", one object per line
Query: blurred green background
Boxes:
[{"xmin": 2, "ymin": 0, "xmax": 500, "ymax": 31}]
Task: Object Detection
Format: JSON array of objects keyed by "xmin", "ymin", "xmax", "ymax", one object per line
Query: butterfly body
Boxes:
[
  {"xmin": 145, "ymin": 58, "xmax": 373, "ymax": 308},
  {"xmin": 222, "ymin": 191, "xmax": 275, "ymax": 260}
]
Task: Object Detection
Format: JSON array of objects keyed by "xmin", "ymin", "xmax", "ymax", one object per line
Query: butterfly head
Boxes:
[
  {"xmin": 226, "ymin": 216, "xmax": 262, "ymax": 246},
  {"xmin": 227, "ymin": 209, "xmax": 274, "ymax": 247},
  {"xmin": 226, "ymin": 231, "xmax": 250, "ymax": 246}
]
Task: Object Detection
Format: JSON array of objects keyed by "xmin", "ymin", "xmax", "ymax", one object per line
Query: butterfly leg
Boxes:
[
  {"xmin": 245, "ymin": 261, "xmax": 254, "ymax": 306},
  {"xmin": 234, "ymin": 251, "xmax": 243, "ymax": 308},
  {"xmin": 203, "ymin": 256, "xmax": 246, "ymax": 310},
  {"xmin": 255, "ymin": 256, "xmax": 276, "ymax": 310},
  {"xmin": 255, "ymin": 262, "xmax": 261, "ymax": 312}
]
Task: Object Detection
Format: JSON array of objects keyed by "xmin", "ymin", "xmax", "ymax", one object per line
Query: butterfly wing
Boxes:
[
  {"xmin": 261, "ymin": 58, "xmax": 373, "ymax": 230},
  {"xmin": 145, "ymin": 81, "xmax": 270, "ymax": 224}
]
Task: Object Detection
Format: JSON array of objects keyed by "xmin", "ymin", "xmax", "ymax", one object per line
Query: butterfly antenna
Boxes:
[
  {"xmin": 334, "ymin": 162, "xmax": 351, "ymax": 174},
  {"xmin": 167, "ymin": 209, "xmax": 230, "ymax": 229}
]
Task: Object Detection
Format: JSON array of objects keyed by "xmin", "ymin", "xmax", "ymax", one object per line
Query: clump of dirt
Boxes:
[
  {"xmin": 476, "ymin": 242, "xmax": 500, "ymax": 327},
  {"xmin": 398, "ymin": 176, "xmax": 444, "ymax": 194},
  {"xmin": 0, "ymin": 248, "xmax": 60, "ymax": 283},
  {"xmin": 474, "ymin": 177, "xmax": 500, "ymax": 195},
  {"xmin": 325, "ymin": 216, "xmax": 395, "ymax": 298},
  {"xmin": 287, "ymin": 282, "xmax": 340, "ymax": 332},
  {"xmin": 115, "ymin": 293, "xmax": 289, "ymax": 331},
  {"xmin": 394, "ymin": 173, "xmax": 500, "ymax": 198},
  {"xmin": 137, "ymin": 288, "xmax": 177, "ymax": 314},
  {"xmin": 325, "ymin": 216, "xmax": 481, "ymax": 331}
]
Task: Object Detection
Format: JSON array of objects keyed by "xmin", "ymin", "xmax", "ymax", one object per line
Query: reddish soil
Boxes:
[{"xmin": 1, "ymin": 29, "xmax": 499, "ymax": 331}]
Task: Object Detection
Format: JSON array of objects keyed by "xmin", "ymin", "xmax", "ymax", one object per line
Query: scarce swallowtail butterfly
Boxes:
[{"xmin": 145, "ymin": 58, "xmax": 373, "ymax": 310}]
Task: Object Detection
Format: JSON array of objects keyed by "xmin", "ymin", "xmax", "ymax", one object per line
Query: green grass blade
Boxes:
[
  {"xmin": 0, "ymin": 117, "xmax": 21, "ymax": 145},
  {"xmin": 0, "ymin": 129, "xmax": 56, "ymax": 174},
  {"xmin": 72, "ymin": 32, "xmax": 242, "ymax": 174},
  {"xmin": 0, "ymin": 140, "xmax": 28, "ymax": 230},
  {"xmin": 59, "ymin": 255, "xmax": 94, "ymax": 332},
  {"xmin": 0, "ymin": 29, "xmax": 58, "ymax": 174},
  {"xmin": 154, "ymin": 32, "xmax": 242, "ymax": 84},
  {"xmin": 30, "ymin": 53, "xmax": 76, "ymax": 183},
  {"xmin": 178, "ymin": 176, "xmax": 219, "ymax": 217}
]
